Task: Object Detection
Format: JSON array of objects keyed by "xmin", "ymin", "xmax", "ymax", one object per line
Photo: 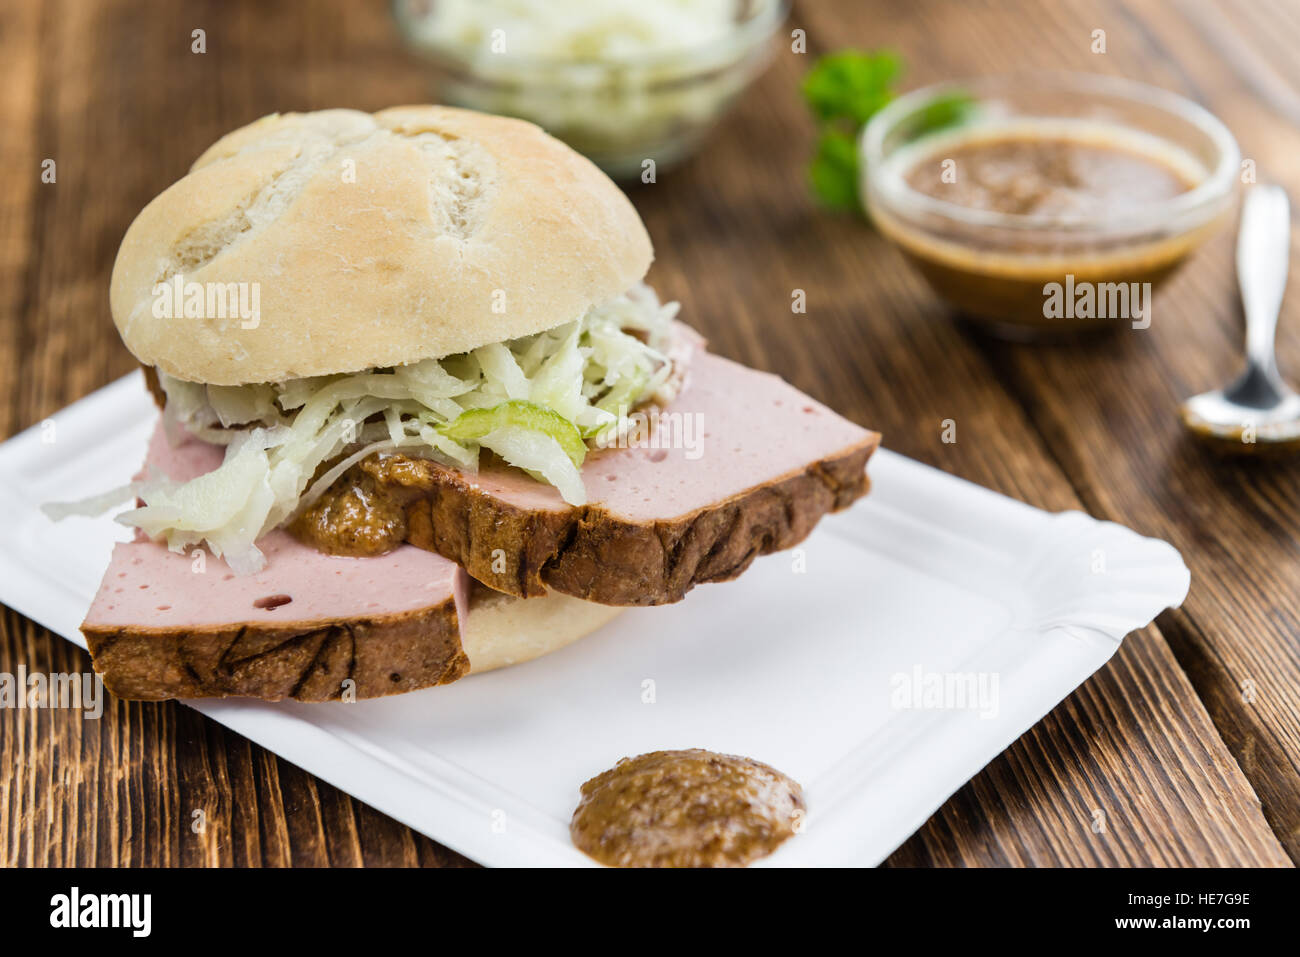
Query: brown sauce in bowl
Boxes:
[
  {"xmin": 570, "ymin": 749, "xmax": 805, "ymax": 868},
  {"xmin": 905, "ymin": 136, "xmax": 1194, "ymax": 217},
  {"xmin": 875, "ymin": 125, "xmax": 1224, "ymax": 332}
]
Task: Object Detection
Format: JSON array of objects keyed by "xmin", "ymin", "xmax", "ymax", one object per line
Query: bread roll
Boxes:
[{"xmin": 110, "ymin": 106, "xmax": 652, "ymax": 385}]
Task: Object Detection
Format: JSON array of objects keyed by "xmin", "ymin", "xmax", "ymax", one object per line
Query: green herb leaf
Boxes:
[
  {"xmin": 801, "ymin": 48, "xmax": 975, "ymax": 217},
  {"xmin": 808, "ymin": 128, "xmax": 861, "ymax": 211},
  {"xmin": 801, "ymin": 50, "xmax": 903, "ymax": 215},
  {"xmin": 902, "ymin": 92, "xmax": 975, "ymax": 139},
  {"xmin": 801, "ymin": 50, "xmax": 902, "ymax": 126}
]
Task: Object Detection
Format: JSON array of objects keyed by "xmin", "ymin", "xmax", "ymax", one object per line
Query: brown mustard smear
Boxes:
[
  {"xmin": 288, "ymin": 467, "xmax": 409, "ymax": 557},
  {"xmin": 571, "ymin": 749, "xmax": 805, "ymax": 868}
]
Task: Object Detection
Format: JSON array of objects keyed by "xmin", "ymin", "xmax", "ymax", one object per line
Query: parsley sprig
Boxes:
[{"xmin": 801, "ymin": 50, "xmax": 972, "ymax": 215}]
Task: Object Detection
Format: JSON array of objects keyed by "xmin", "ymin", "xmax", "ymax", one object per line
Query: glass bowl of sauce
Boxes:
[{"xmin": 861, "ymin": 73, "xmax": 1240, "ymax": 335}]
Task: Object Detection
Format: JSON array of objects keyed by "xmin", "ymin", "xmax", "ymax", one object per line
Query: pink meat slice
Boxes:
[
  {"xmin": 372, "ymin": 332, "xmax": 881, "ymax": 604},
  {"xmin": 84, "ymin": 424, "xmax": 468, "ymax": 632},
  {"xmin": 461, "ymin": 349, "xmax": 876, "ymax": 519}
]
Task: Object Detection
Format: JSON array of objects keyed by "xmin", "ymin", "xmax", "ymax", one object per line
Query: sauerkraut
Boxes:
[
  {"xmin": 122, "ymin": 283, "xmax": 681, "ymax": 573},
  {"xmin": 405, "ymin": 0, "xmax": 745, "ymax": 61},
  {"xmin": 394, "ymin": 0, "xmax": 783, "ymax": 177}
]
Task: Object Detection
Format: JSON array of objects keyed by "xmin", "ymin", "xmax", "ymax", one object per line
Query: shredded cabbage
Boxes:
[
  {"xmin": 396, "ymin": 1, "xmax": 781, "ymax": 178},
  {"xmin": 406, "ymin": 0, "xmax": 747, "ymax": 62},
  {"xmin": 40, "ymin": 481, "xmax": 148, "ymax": 522},
  {"xmin": 127, "ymin": 283, "xmax": 680, "ymax": 572},
  {"xmin": 439, "ymin": 400, "xmax": 587, "ymax": 467}
]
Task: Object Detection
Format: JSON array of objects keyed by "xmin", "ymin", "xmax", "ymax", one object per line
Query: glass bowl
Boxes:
[
  {"xmin": 861, "ymin": 73, "xmax": 1240, "ymax": 336},
  {"xmin": 392, "ymin": 0, "xmax": 789, "ymax": 179}
]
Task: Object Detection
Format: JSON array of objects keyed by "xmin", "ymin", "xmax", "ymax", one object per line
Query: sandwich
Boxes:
[{"xmin": 62, "ymin": 106, "xmax": 880, "ymax": 701}]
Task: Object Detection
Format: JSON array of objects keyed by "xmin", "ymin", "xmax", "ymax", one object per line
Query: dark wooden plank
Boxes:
[
  {"xmin": 831, "ymin": 0, "xmax": 1300, "ymax": 863},
  {"xmin": 792, "ymin": 0, "xmax": 1300, "ymax": 863},
  {"xmin": 783, "ymin": 0, "xmax": 1291, "ymax": 866},
  {"xmin": 0, "ymin": 607, "xmax": 474, "ymax": 867},
  {"xmin": 0, "ymin": 0, "xmax": 43, "ymax": 440},
  {"xmin": 1, "ymin": 0, "xmax": 473, "ymax": 867}
]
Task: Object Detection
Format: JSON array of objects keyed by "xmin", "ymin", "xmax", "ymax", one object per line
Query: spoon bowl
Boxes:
[{"xmin": 1181, "ymin": 184, "xmax": 1300, "ymax": 452}]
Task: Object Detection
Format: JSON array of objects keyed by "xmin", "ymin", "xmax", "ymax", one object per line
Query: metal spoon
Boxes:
[{"xmin": 1182, "ymin": 184, "xmax": 1300, "ymax": 451}]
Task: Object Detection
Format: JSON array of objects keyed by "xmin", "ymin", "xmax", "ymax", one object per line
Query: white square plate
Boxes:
[{"xmin": 0, "ymin": 373, "xmax": 1189, "ymax": 866}]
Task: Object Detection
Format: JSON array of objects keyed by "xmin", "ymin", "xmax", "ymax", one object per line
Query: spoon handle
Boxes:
[{"xmin": 1237, "ymin": 184, "xmax": 1290, "ymax": 378}]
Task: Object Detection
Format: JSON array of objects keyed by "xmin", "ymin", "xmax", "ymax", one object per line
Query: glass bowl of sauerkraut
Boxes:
[{"xmin": 392, "ymin": 0, "xmax": 788, "ymax": 178}]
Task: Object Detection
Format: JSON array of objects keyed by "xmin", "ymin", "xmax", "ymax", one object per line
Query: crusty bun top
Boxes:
[{"xmin": 109, "ymin": 106, "xmax": 653, "ymax": 385}]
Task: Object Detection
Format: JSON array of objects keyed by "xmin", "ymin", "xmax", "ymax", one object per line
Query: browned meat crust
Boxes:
[
  {"xmin": 83, "ymin": 603, "xmax": 468, "ymax": 702},
  {"xmin": 365, "ymin": 436, "xmax": 878, "ymax": 606}
]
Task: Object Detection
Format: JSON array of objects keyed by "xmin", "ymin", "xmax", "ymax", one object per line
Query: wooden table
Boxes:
[{"xmin": 1, "ymin": 0, "xmax": 1296, "ymax": 867}]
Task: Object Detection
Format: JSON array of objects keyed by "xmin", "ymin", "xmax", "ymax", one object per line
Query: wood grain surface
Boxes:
[{"xmin": 0, "ymin": 0, "xmax": 1296, "ymax": 867}]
